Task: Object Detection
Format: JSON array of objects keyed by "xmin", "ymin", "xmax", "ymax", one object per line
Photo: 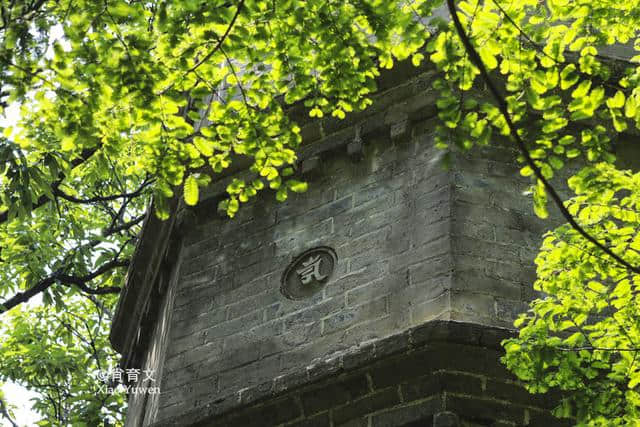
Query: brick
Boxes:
[
  {"xmin": 452, "ymin": 236, "xmax": 522, "ymax": 264},
  {"xmin": 454, "ymin": 201, "xmax": 524, "ymax": 231},
  {"xmin": 337, "ymin": 315, "xmax": 399, "ymax": 345},
  {"xmin": 410, "ymin": 291, "xmax": 450, "ymax": 324},
  {"xmin": 449, "ymin": 291, "xmax": 497, "ymax": 320},
  {"xmin": 217, "ymin": 355, "xmax": 282, "ymax": 393},
  {"xmin": 479, "ymin": 326, "xmax": 514, "ymax": 349},
  {"xmin": 221, "ymin": 271, "xmax": 279, "ymax": 306},
  {"xmin": 168, "ymin": 331, "xmax": 207, "ymax": 359},
  {"xmin": 273, "ymin": 218, "xmax": 335, "ymax": 257},
  {"xmin": 451, "ymin": 271, "xmax": 521, "ymax": 301},
  {"xmin": 307, "ymin": 355, "xmax": 343, "ymax": 381},
  {"xmin": 223, "ymin": 321, "xmax": 285, "ymax": 357},
  {"xmin": 341, "ymin": 343, "xmax": 376, "ymax": 370},
  {"xmin": 279, "ymin": 296, "xmax": 345, "ymax": 329},
  {"xmin": 183, "ymin": 232, "xmax": 220, "ymax": 255},
  {"xmin": 338, "ymin": 204, "xmax": 411, "ymax": 239},
  {"xmin": 484, "ymin": 259, "xmax": 536, "ymax": 284},
  {"xmin": 394, "ymin": 258, "xmax": 452, "ymax": 289},
  {"xmin": 325, "ymin": 262, "xmax": 388, "ymax": 297},
  {"xmin": 223, "ymin": 396, "xmax": 302, "ymax": 427},
  {"xmin": 232, "ymin": 257, "xmax": 283, "ymax": 288},
  {"xmin": 495, "ymin": 298, "xmax": 529, "ymax": 322},
  {"xmin": 369, "ymin": 348, "xmax": 437, "ymax": 389},
  {"xmin": 338, "ymin": 226, "xmax": 392, "ymax": 259},
  {"xmin": 413, "ymin": 177, "xmax": 451, "ymax": 204},
  {"xmin": 345, "ymin": 274, "xmax": 402, "ymax": 307},
  {"xmin": 350, "ymin": 249, "xmax": 391, "ymax": 274},
  {"xmin": 452, "ymin": 219, "xmax": 495, "ymax": 241},
  {"xmin": 232, "ymin": 244, "xmax": 276, "ymax": 270},
  {"xmin": 226, "ymin": 289, "xmax": 281, "ymax": 321},
  {"xmin": 335, "ymin": 418, "xmax": 368, "ymax": 427},
  {"xmin": 401, "ymin": 372, "xmax": 482, "ymax": 403},
  {"xmin": 484, "ymin": 378, "xmax": 554, "ymax": 409},
  {"xmin": 237, "ymin": 380, "xmax": 276, "ymax": 406},
  {"xmin": 173, "ymin": 280, "xmax": 227, "ymax": 311},
  {"xmin": 527, "ymin": 409, "xmax": 572, "ymax": 426},
  {"xmin": 371, "ymin": 397, "xmax": 442, "ymax": 427},
  {"xmin": 332, "ymin": 388, "xmax": 400, "ymax": 426},
  {"xmin": 444, "ymin": 395, "xmax": 524, "ymax": 424},
  {"xmin": 275, "ymin": 186, "xmax": 336, "ymax": 222},
  {"xmin": 433, "ymin": 411, "xmax": 459, "ymax": 427},
  {"xmin": 165, "ymin": 339, "xmax": 224, "ymax": 374},
  {"xmin": 449, "ymin": 311, "xmax": 507, "ymax": 329},
  {"xmin": 301, "ymin": 375, "xmax": 369, "ymax": 415},
  {"xmin": 170, "ymin": 308, "xmax": 227, "ymax": 340},
  {"xmin": 410, "ymin": 217, "xmax": 451, "ymax": 248},
  {"xmin": 198, "ymin": 309, "xmax": 264, "ymax": 346},
  {"xmin": 180, "ymin": 265, "xmax": 218, "ymax": 289},
  {"xmin": 267, "ymin": 321, "xmax": 321, "ymax": 352},
  {"xmin": 284, "ymin": 412, "xmax": 330, "ymax": 427},
  {"xmin": 273, "ymin": 369, "xmax": 308, "ymax": 395},
  {"xmin": 414, "ymin": 269, "xmax": 452, "ymax": 294},
  {"xmin": 453, "ymin": 183, "xmax": 494, "ymax": 206},
  {"xmin": 181, "ymin": 253, "xmax": 219, "ymax": 278},
  {"xmin": 375, "ymin": 331, "xmax": 410, "ymax": 359},
  {"xmin": 322, "ymin": 296, "xmax": 388, "ymax": 336}
]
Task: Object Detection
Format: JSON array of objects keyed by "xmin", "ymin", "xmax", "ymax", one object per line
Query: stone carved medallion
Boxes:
[{"xmin": 281, "ymin": 247, "xmax": 337, "ymax": 300}]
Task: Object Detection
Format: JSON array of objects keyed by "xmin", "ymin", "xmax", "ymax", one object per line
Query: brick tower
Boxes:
[{"xmin": 110, "ymin": 60, "xmax": 570, "ymax": 426}]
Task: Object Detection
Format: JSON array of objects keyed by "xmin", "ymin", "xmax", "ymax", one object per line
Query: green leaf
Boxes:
[
  {"xmin": 533, "ymin": 179, "xmax": 548, "ymax": 218},
  {"xmin": 61, "ymin": 135, "xmax": 76, "ymax": 151},
  {"xmin": 560, "ymin": 64, "xmax": 579, "ymax": 90},
  {"xmin": 548, "ymin": 156, "xmax": 564, "ymax": 170},
  {"xmin": 276, "ymin": 187, "xmax": 288, "ymax": 201},
  {"xmin": 287, "ymin": 180, "xmax": 308, "ymax": 193},
  {"xmin": 606, "ymin": 91, "xmax": 625, "ymax": 109},
  {"xmin": 193, "ymin": 137, "xmax": 214, "ymax": 156},
  {"xmin": 572, "ymin": 80, "xmax": 592, "ymax": 99},
  {"xmin": 625, "ymin": 96, "xmax": 638, "ymax": 118},
  {"xmin": 184, "ymin": 175, "xmax": 199, "ymax": 206}
]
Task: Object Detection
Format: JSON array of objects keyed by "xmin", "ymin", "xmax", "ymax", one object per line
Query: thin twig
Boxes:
[{"xmin": 185, "ymin": 0, "xmax": 245, "ymax": 74}]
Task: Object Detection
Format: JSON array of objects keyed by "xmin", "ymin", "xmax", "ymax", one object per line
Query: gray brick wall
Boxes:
[
  {"xmin": 156, "ymin": 119, "xmax": 458, "ymax": 421},
  {"xmin": 126, "ymin": 66, "xmax": 563, "ymax": 425}
]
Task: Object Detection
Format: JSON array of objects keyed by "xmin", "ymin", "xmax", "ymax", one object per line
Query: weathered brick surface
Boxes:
[
  {"xmin": 150, "ymin": 71, "xmax": 472, "ymax": 422},
  {"xmin": 149, "ymin": 321, "xmax": 569, "ymax": 427},
  {"xmin": 124, "ymin": 61, "xmax": 570, "ymax": 425}
]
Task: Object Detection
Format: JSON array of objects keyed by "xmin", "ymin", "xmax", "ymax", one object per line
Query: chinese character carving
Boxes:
[
  {"xmin": 281, "ymin": 247, "xmax": 337, "ymax": 300},
  {"xmin": 296, "ymin": 255, "xmax": 328, "ymax": 284}
]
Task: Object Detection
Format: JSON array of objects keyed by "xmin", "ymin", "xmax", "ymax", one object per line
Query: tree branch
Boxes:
[
  {"xmin": 446, "ymin": 0, "xmax": 640, "ymax": 275},
  {"xmin": 52, "ymin": 178, "xmax": 154, "ymax": 205},
  {"xmin": 0, "ymin": 396, "xmax": 18, "ymax": 427},
  {"xmin": 185, "ymin": 0, "xmax": 244, "ymax": 74},
  {"xmin": 0, "ymin": 146, "xmax": 99, "ymax": 225},
  {"xmin": 0, "ymin": 258, "xmax": 129, "ymax": 314},
  {"xmin": 102, "ymin": 213, "xmax": 146, "ymax": 238},
  {"xmin": 58, "ymin": 258, "xmax": 129, "ymax": 294}
]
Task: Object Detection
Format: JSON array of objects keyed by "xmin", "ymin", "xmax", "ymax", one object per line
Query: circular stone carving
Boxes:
[{"xmin": 281, "ymin": 247, "xmax": 337, "ymax": 300}]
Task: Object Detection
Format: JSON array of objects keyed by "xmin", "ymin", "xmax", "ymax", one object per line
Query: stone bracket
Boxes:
[{"xmin": 347, "ymin": 125, "xmax": 364, "ymax": 162}]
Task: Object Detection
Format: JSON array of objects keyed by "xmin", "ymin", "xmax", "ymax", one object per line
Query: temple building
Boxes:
[{"xmin": 109, "ymin": 58, "xmax": 583, "ymax": 426}]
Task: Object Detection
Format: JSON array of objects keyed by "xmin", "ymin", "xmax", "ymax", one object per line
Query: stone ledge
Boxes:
[{"xmin": 152, "ymin": 320, "xmax": 521, "ymax": 426}]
